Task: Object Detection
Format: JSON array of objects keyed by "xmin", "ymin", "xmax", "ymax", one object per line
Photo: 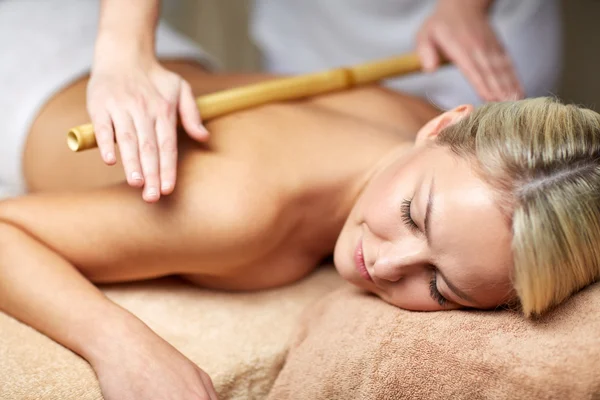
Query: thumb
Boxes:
[
  {"xmin": 417, "ymin": 32, "xmax": 441, "ymax": 72},
  {"xmin": 178, "ymin": 81, "xmax": 209, "ymax": 142}
]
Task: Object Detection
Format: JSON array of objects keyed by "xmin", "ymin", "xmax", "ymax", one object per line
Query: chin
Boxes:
[
  {"xmin": 333, "ymin": 239, "xmax": 355, "ymax": 281},
  {"xmin": 333, "ymin": 246, "xmax": 369, "ymax": 291},
  {"xmin": 332, "ymin": 226, "xmax": 358, "ymax": 276},
  {"xmin": 332, "ymin": 240, "xmax": 349, "ymax": 277}
]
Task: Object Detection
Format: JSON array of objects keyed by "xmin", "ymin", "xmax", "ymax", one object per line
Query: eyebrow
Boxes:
[
  {"xmin": 421, "ymin": 177, "xmax": 480, "ymax": 307},
  {"xmin": 423, "ymin": 177, "xmax": 434, "ymax": 246}
]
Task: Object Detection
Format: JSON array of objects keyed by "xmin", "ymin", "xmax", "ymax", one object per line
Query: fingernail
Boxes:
[
  {"xmin": 105, "ymin": 152, "xmax": 115, "ymax": 163},
  {"xmin": 131, "ymin": 172, "xmax": 143, "ymax": 181},
  {"xmin": 146, "ymin": 188, "xmax": 158, "ymax": 198},
  {"xmin": 161, "ymin": 182, "xmax": 172, "ymax": 192},
  {"xmin": 199, "ymin": 124, "xmax": 209, "ymax": 135}
]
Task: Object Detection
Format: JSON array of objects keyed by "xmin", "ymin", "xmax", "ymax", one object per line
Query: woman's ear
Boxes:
[{"xmin": 415, "ymin": 104, "xmax": 474, "ymax": 145}]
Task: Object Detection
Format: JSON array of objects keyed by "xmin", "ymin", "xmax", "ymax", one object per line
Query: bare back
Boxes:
[{"xmin": 10, "ymin": 61, "xmax": 439, "ymax": 290}]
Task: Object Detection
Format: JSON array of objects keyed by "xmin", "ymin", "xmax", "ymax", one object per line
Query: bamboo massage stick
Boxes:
[{"xmin": 67, "ymin": 52, "xmax": 442, "ymax": 152}]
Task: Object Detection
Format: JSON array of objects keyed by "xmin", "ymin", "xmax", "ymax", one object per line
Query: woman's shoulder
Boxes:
[{"xmin": 178, "ymin": 141, "xmax": 289, "ymax": 234}]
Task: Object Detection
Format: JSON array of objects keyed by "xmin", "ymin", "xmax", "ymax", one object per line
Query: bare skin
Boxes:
[
  {"xmin": 0, "ymin": 61, "xmax": 438, "ymax": 399},
  {"xmin": 18, "ymin": 61, "xmax": 437, "ymax": 287}
]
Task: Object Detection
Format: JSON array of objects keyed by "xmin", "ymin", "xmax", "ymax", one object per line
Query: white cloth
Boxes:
[
  {"xmin": 251, "ymin": 0, "xmax": 563, "ymax": 109},
  {"xmin": 0, "ymin": 0, "xmax": 213, "ymax": 199}
]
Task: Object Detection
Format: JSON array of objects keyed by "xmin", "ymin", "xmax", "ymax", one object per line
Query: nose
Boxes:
[{"xmin": 371, "ymin": 239, "xmax": 428, "ymax": 282}]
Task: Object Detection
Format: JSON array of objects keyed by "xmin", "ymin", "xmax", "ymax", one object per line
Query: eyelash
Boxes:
[
  {"xmin": 400, "ymin": 198, "xmax": 419, "ymax": 232},
  {"xmin": 429, "ymin": 273, "xmax": 448, "ymax": 307},
  {"xmin": 402, "ymin": 198, "xmax": 448, "ymax": 307}
]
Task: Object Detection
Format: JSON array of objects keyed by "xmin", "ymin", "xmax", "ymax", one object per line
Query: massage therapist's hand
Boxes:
[
  {"xmin": 417, "ymin": 0, "xmax": 524, "ymax": 102},
  {"xmin": 87, "ymin": 57, "xmax": 209, "ymax": 203},
  {"xmin": 90, "ymin": 322, "xmax": 219, "ymax": 400}
]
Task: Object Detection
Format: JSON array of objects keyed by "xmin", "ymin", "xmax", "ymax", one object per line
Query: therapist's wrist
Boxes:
[{"xmin": 93, "ymin": 29, "xmax": 157, "ymax": 71}]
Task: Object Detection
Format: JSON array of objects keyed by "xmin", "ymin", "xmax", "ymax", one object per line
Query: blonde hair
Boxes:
[{"xmin": 437, "ymin": 97, "xmax": 600, "ymax": 317}]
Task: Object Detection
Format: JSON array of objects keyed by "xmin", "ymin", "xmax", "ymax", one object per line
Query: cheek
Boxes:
[
  {"xmin": 374, "ymin": 278, "xmax": 465, "ymax": 312},
  {"xmin": 370, "ymin": 280, "xmax": 444, "ymax": 311}
]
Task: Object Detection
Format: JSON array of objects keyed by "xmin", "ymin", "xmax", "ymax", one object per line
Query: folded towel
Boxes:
[
  {"xmin": 268, "ymin": 282, "xmax": 600, "ymax": 399},
  {"xmin": 0, "ymin": 266, "xmax": 344, "ymax": 400}
]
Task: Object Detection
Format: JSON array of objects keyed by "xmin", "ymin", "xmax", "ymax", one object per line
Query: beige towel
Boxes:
[
  {"xmin": 268, "ymin": 282, "xmax": 600, "ymax": 400},
  {"xmin": 0, "ymin": 266, "xmax": 344, "ymax": 400}
]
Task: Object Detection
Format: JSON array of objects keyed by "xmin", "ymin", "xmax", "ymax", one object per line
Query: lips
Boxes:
[{"xmin": 354, "ymin": 238, "xmax": 373, "ymax": 282}]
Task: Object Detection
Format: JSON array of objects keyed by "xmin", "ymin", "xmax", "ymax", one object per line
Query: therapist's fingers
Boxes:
[
  {"xmin": 90, "ymin": 111, "xmax": 117, "ymax": 165},
  {"xmin": 112, "ymin": 111, "xmax": 144, "ymax": 188},
  {"xmin": 131, "ymin": 110, "xmax": 161, "ymax": 203},
  {"xmin": 432, "ymin": 28, "xmax": 495, "ymax": 101},
  {"xmin": 447, "ymin": 33, "xmax": 522, "ymax": 101},
  {"xmin": 471, "ymin": 37, "xmax": 524, "ymax": 101},
  {"xmin": 472, "ymin": 49, "xmax": 506, "ymax": 101},
  {"xmin": 179, "ymin": 80, "xmax": 209, "ymax": 143},
  {"xmin": 490, "ymin": 52, "xmax": 524, "ymax": 100},
  {"xmin": 416, "ymin": 26, "xmax": 441, "ymax": 72},
  {"xmin": 418, "ymin": 0, "xmax": 525, "ymax": 103},
  {"xmin": 155, "ymin": 100, "xmax": 178, "ymax": 196}
]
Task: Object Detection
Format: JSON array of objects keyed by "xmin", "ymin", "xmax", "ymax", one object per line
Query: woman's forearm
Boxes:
[
  {"xmin": 94, "ymin": 0, "xmax": 161, "ymax": 68},
  {"xmin": 0, "ymin": 218, "xmax": 219, "ymax": 397},
  {"xmin": 0, "ymin": 221, "xmax": 150, "ymax": 364}
]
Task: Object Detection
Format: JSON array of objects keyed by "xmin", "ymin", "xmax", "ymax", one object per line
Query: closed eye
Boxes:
[
  {"xmin": 401, "ymin": 198, "xmax": 419, "ymax": 232},
  {"xmin": 403, "ymin": 198, "xmax": 450, "ymax": 307},
  {"xmin": 429, "ymin": 273, "xmax": 448, "ymax": 306}
]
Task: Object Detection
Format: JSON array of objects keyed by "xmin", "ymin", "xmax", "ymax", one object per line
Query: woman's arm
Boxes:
[
  {"xmin": 0, "ymin": 216, "xmax": 218, "ymax": 399},
  {"xmin": 0, "ymin": 175, "xmax": 249, "ymax": 398},
  {"xmin": 3, "ymin": 119, "xmax": 281, "ymax": 398}
]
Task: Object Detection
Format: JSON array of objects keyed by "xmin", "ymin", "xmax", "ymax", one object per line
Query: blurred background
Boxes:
[{"xmin": 162, "ymin": 0, "xmax": 600, "ymax": 110}]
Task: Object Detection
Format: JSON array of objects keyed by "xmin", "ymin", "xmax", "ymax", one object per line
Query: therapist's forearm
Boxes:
[{"xmin": 95, "ymin": 0, "xmax": 161, "ymax": 67}]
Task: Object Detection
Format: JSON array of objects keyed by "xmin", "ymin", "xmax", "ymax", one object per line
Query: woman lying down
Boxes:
[{"xmin": 1, "ymin": 61, "xmax": 600, "ymax": 399}]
